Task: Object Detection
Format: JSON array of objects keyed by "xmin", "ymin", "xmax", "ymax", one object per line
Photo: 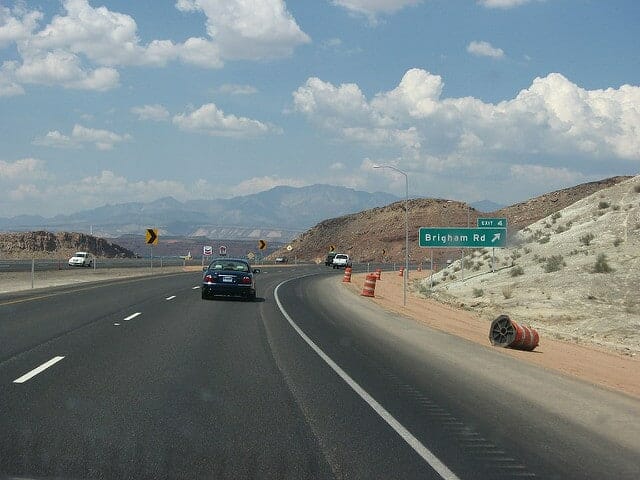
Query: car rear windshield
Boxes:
[
  {"xmin": 209, "ymin": 261, "xmax": 249, "ymax": 272},
  {"xmin": 75, "ymin": 253, "xmax": 86, "ymax": 257},
  {"xmin": 335, "ymin": 254, "xmax": 348, "ymax": 259}
]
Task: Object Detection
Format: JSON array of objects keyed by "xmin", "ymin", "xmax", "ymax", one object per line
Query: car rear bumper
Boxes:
[{"xmin": 202, "ymin": 284, "xmax": 255, "ymax": 298}]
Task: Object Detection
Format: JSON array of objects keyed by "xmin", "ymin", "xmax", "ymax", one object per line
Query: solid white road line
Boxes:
[
  {"xmin": 124, "ymin": 312, "xmax": 141, "ymax": 321},
  {"xmin": 274, "ymin": 280, "xmax": 460, "ymax": 480},
  {"xmin": 114, "ymin": 323, "xmax": 121, "ymax": 326},
  {"xmin": 166, "ymin": 295, "xmax": 176, "ymax": 300},
  {"xmin": 13, "ymin": 356, "xmax": 65, "ymax": 384}
]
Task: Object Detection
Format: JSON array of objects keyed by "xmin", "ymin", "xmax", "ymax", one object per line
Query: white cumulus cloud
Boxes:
[
  {"xmin": 467, "ymin": 40, "xmax": 505, "ymax": 59},
  {"xmin": 173, "ymin": 103, "xmax": 278, "ymax": 137},
  {"xmin": 0, "ymin": 158, "xmax": 48, "ymax": 180},
  {"xmin": 34, "ymin": 124, "xmax": 132, "ymax": 150},
  {"xmin": 332, "ymin": 0, "xmax": 421, "ymax": 22},
  {"xmin": 0, "ymin": 0, "xmax": 308, "ymax": 94},
  {"xmin": 175, "ymin": 0, "xmax": 310, "ymax": 60},
  {"xmin": 293, "ymin": 68, "xmax": 640, "ymax": 172},
  {"xmin": 218, "ymin": 84, "xmax": 258, "ymax": 95},
  {"xmin": 131, "ymin": 104, "xmax": 171, "ymax": 122}
]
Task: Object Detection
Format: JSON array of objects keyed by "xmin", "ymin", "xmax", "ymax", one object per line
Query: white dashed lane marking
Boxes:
[
  {"xmin": 166, "ymin": 296, "xmax": 176, "ymax": 301},
  {"xmin": 13, "ymin": 356, "xmax": 65, "ymax": 384},
  {"xmin": 124, "ymin": 312, "xmax": 141, "ymax": 321}
]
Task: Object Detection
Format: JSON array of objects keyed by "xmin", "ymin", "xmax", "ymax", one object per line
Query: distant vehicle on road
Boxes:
[
  {"xmin": 202, "ymin": 258, "xmax": 260, "ymax": 301},
  {"xmin": 275, "ymin": 256, "xmax": 288, "ymax": 263},
  {"xmin": 325, "ymin": 252, "xmax": 337, "ymax": 266},
  {"xmin": 332, "ymin": 253, "xmax": 351, "ymax": 269},
  {"xmin": 68, "ymin": 252, "xmax": 94, "ymax": 267}
]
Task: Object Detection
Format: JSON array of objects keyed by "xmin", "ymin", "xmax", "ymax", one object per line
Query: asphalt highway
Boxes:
[{"xmin": 0, "ymin": 265, "xmax": 638, "ymax": 479}]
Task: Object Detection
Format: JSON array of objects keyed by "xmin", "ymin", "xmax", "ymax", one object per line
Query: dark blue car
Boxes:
[{"xmin": 202, "ymin": 258, "xmax": 260, "ymax": 301}]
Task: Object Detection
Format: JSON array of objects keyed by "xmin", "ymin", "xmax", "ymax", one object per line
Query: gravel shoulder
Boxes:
[{"xmin": 347, "ymin": 270, "xmax": 640, "ymax": 400}]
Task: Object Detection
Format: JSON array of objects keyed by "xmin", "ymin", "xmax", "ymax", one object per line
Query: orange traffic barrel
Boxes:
[
  {"xmin": 489, "ymin": 315, "xmax": 539, "ymax": 351},
  {"xmin": 375, "ymin": 268, "xmax": 382, "ymax": 280},
  {"xmin": 398, "ymin": 267, "xmax": 405, "ymax": 276},
  {"xmin": 342, "ymin": 267, "xmax": 352, "ymax": 283},
  {"xmin": 361, "ymin": 273, "xmax": 377, "ymax": 297}
]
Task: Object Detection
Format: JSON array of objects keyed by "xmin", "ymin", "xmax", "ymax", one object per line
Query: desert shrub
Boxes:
[
  {"xmin": 538, "ymin": 235, "xmax": 550, "ymax": 244},
  {"xmin": 453, "ymin": 265, "xmax": 461, "ymax": 272},
  {"xmin": 544, "ymin": 255, "xmax": 565, "ymax": 273},
  {"xmin": 523, "ymin": 247, "xmax": 531, "ymax": 254},
  {"xmin": 612, "ymin": 205, "xmax": 621, "ymax": 211},
  {"xmin": 510, "ymin": 266, "xmax": 524, "ymax": 277},
  {"xmin": 593, "ymin": 253, "xmax": 613, "ymax": 273},
  {"xmin": 472, "ymin": 264, "xmax": 480, "ymax": 271},
  {"xmin": 598, "ymin": 201, "xmax": 610, "ymax": 209},
  {"xmin": 502, "ymin": 284, "xmax": 514, "ymax": 299},
  {"xmin": 442, "ymin": 270, "xmax": 449, "ymax": 277},
  {"xmin": 634, "ymin": 184, "xmax": 640, "ymax": 193},
  {"xmin": 555, "ymin": 225, "xmax": 568, "ymax": 234},
  {"xmin": 449, "ymin": 274, "xmax": 456, "ymax": 280},
  {"xmin": 544, "ymin": 222, "xmax": 551, "ymax": 229},
  {"xmin": 580, "ymin": 233, "xmax": 595, "ymax": 246},
  {"xmin": 551, "ymin": 212, "xmax": 561, "ymax": 222},
  {"xmin": 463, "ymin": 259, "xmax": 474, "ymax": 269},
  {"xmin": 613, "ymin": 237, "xmax": 623, "ymax": 247},
  {"xmin": 566, "ymin": 220, "xmax": 573, "ymax": 227},
  {"xmin": 473, "ymin": 288, "xmax": 484, "ymax": 298}
]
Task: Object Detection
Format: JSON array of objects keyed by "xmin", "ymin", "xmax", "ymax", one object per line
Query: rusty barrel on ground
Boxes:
[
  {"xmin": 375, "ymin": 268, "xmax": 382, "ymax": 280},
  {"xmin": 342, "ymin": 266, "xmax": 352, "ymax": 283},
  {"xmin": 489, "ymin": 314, "xmax": 539, "ymax": 351},
  {"xmin": 360, "ymin": 273, "xmax": 377, "ymax": 297}
]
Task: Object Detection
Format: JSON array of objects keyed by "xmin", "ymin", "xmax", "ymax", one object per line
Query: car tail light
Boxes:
[
  {"xmin": 204, "ymin": 274, "xmax": 216, "ymax": 283},
  {"xmin": 241, "ymin": 276, "xmax": 252, "ymax": 284}
]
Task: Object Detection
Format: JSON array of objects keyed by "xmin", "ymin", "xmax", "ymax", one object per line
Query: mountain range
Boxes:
[{"xmin": 0, "ymin": 184, "xmax": 399, "ymax": 241}]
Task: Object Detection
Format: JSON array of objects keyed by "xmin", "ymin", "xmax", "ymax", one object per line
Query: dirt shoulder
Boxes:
[{"xmin": 346, "ymin": 269, "xmax": 640, "ymax": 400}]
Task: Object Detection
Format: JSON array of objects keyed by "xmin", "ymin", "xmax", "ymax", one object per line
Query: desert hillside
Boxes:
[
  {"xmin": 420, "ymin": 175, "xmax": 640, "ymax": 355},
  {"xmin": 270, "ymin": 176, "xmax": 630, "ymax": 266},
  {"xmin": 0, "ymin": 231, "xmax": 135, "ymax": 259}
]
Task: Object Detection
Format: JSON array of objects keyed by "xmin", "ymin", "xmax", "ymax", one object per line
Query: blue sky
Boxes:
[{"xmin": 1, "ymin": 0, "xmax": 639, "ymax": 216}]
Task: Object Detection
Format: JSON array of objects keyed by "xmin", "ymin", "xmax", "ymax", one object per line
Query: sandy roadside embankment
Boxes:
[{"xmin": 346, "ymin": 269, "xmax": 640, "ymax": 400}]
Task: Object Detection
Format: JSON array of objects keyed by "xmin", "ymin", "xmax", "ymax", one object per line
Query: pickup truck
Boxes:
[{"xmin": 331, "ymin": 253, "xmax": 351, "ymax": 269}]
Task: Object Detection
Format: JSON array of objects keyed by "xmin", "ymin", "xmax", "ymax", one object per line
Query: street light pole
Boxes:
[{"xmin": 373, "ymin": 165, "xmax": 408, "ymax": 307}]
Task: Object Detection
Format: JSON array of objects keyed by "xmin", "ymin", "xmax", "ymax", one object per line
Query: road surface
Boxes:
[{"xmin": 1, "ymin": 265, "xmax": 638, "ymax": 479}]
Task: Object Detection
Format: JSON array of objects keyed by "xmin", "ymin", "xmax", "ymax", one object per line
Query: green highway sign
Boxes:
[
  {"xmin": 477, "ymin": 217, "xmax": 508, "ymax": 228},
  {"xmin": 419, "ymin": 227, "xmax": 507, "ymax": 248}
]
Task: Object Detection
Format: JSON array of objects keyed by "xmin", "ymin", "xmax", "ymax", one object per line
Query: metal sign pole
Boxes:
[
  {"xmin": 492, "ymin": 248, "xmax": 495, "ymax": 273},
  {"xmin": 31, "ymin": 258, "xmax": 35, "ymax": 289},
  {"xmin": 150, "ymin": 246, "xmax": 153, "ymax": 271},
  {"xmin": 430, "ymin": 250, "xmax": 434, "ymax": 288},
  {"xmin": 460, "ymin": 249, "xmax": 464, "ymax": 281}
]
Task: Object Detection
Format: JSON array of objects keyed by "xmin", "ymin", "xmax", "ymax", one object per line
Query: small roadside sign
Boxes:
[
  {"xmin": 477, "ymin": 218, "xmax": 508, "ymax": 228},
  {"xmin": 286, "ymin": 245, "xmax": 293, "ymax": 251},
  {"xmin": 145, "ymin": 228, "xmax": 158, "ymax": 245},
  {"xmin": 329, "ymin": 245, "xmax": 336, "ymax": 252},
  {"xmin": 258, "ymin": 239, "xmax": 267, "ymax": 250},
  {"xmin": 247, "ymin": 252, "xmax": 256, "ymax": 260},
  {"xmin": 219, "ymin": 245, "xmax": 227, "ymax": 256},
  {"xmin": 419, "ymin": 227, "xmax": 507, "ymax": 248},
  {"xmin": 203, "ymin": 246, "xmax": 213, "ymax": 256}
]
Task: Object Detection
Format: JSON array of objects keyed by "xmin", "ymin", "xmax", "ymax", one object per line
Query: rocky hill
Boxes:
[
  {"xmin": 0, "ymin": 231, "xmax": 135, "ymax": 259},
  {"xmin": 271, "ymin": 176, "xmax": 631, "ymax": 266},
  {"xmin": 421, "ymin": 175, "xmax": 640, "ymax": 355}
]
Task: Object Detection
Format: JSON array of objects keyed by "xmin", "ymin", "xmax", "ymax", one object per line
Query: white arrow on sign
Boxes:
[{"xmin": 491, "ymin": 233, "xmax": 501, "ymax": 243}]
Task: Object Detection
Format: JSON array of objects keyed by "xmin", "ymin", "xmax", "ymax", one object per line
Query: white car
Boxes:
[
  {"xmin": 332, "ymin": 253, "xmax": 351, "ymax": 269},
  {"xmin": 68, "ymin": 251, "xmax": 94, "ymax": 267}
]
